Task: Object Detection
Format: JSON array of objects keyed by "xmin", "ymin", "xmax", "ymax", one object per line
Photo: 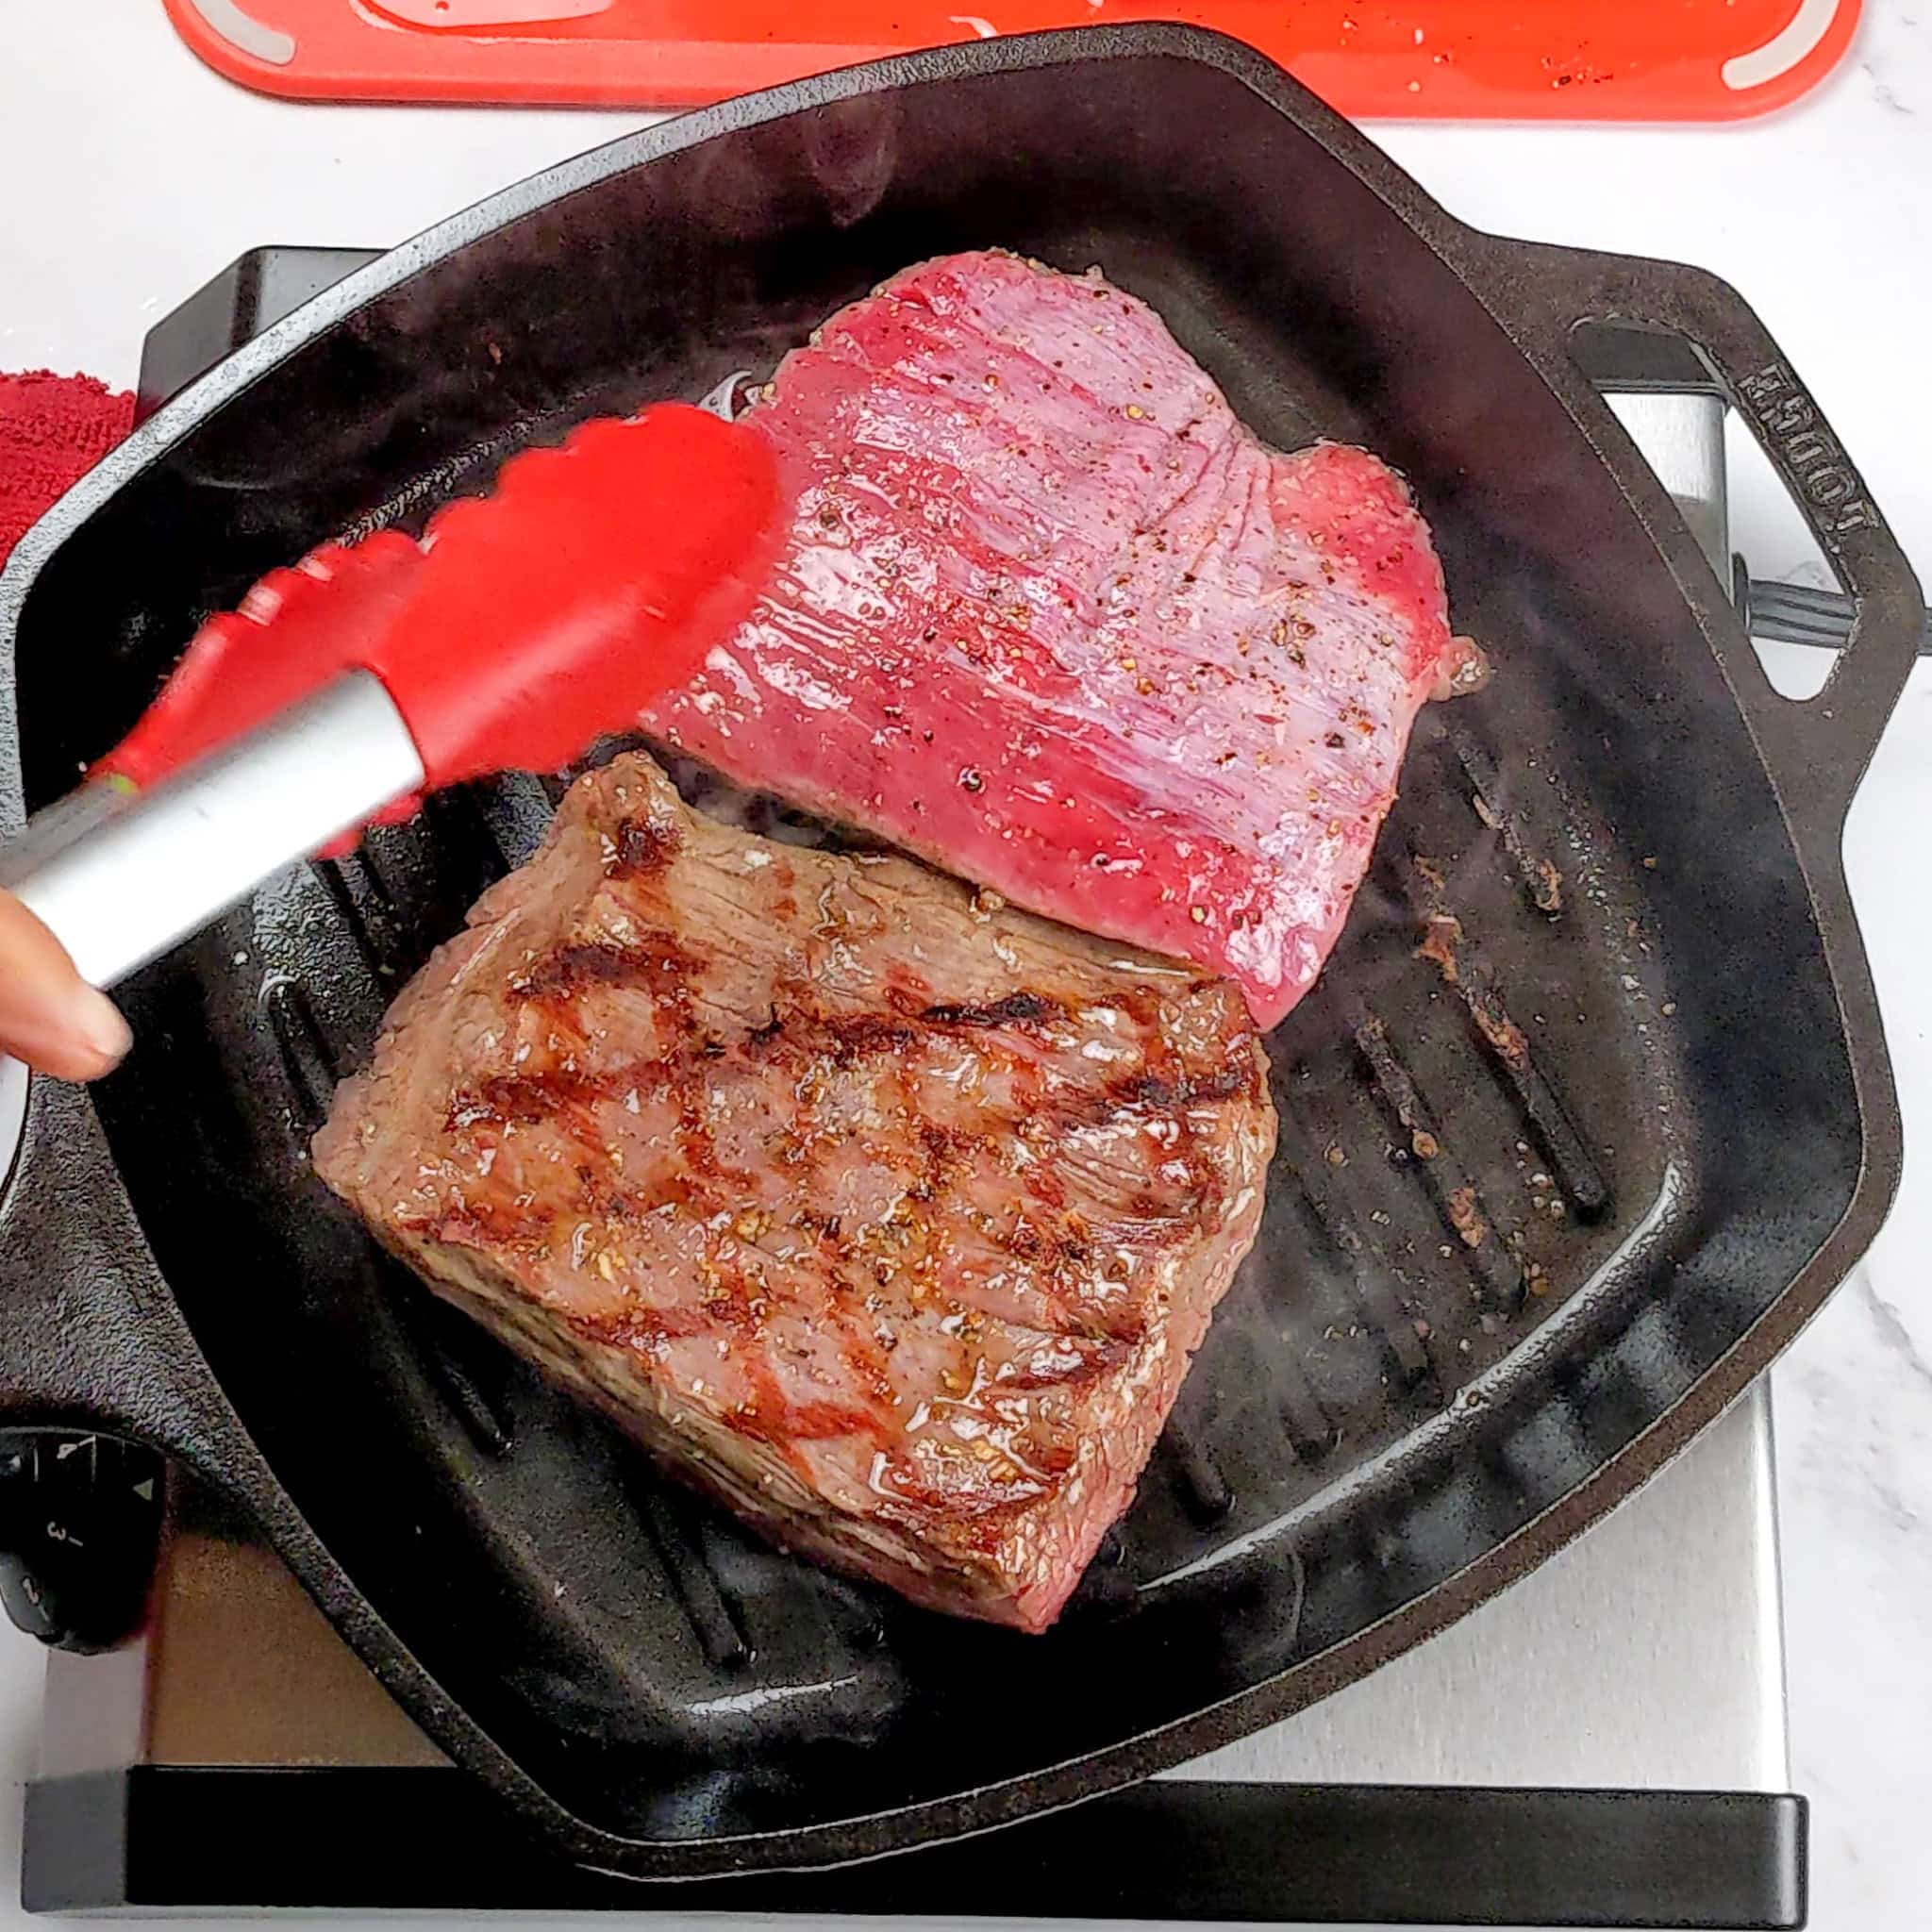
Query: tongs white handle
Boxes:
[{"xmin": 0, "ymin": 674, "xmax": 423, "ymax": 989}]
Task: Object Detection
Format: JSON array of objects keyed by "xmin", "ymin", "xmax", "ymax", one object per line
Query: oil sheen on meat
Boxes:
[
  {"xmin": 314, "ymin": 754, "xmax": 1276, "ymax": 1632},
  {"xmin": 645, "ymin": 250, "xmax": 1467, "ymax": 1029}
]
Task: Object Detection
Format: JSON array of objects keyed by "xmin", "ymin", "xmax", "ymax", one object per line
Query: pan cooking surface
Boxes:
[{"xmin": 7, "ymin": 36, "xmax": 1870, "ymax": 1858}]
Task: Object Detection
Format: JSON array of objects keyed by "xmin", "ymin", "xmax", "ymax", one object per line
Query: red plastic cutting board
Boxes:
[{"xmin": 165, "ymin": 0, "xmax": 1859, "ymax": 120}]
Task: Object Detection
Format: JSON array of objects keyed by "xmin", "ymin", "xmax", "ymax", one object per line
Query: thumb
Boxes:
[{"xmin": 0, "ymin": 891, "xmax": 132, "ymax": 1081}]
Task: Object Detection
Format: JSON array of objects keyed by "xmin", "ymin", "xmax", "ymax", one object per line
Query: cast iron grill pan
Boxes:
[{"xmin": 0, "ymin": 27, "xmax": 1914, "ymax": 1875}]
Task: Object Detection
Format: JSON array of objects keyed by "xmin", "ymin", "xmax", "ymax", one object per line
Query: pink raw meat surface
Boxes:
[{"xmin": 646, "ymin": 250, "xmax": 1463, "ymax": 1029}]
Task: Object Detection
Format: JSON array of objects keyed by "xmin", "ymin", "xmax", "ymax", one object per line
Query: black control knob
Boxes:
[{"xmin": 0, "ymin": 1432, "xmax": 165, "ymax": 1652}]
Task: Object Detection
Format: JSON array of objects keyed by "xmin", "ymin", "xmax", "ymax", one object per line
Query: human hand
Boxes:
[{"xmin": 0, "ymin": 890, "xmax": 131, "ymax": 1080}]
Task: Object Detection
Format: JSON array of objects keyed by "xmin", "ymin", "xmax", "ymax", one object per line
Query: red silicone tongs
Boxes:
[{"xmin": 0, "ymin": 402, "xmax": 777, "ymax": 988}]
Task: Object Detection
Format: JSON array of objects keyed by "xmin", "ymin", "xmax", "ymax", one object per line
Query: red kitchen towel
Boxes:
[{"xmin": 0, "ymin": 372, "xmax": 134, "ymax": 574}]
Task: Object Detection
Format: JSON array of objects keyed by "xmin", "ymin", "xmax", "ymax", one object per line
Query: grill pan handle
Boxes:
[
  {"xmin": 0, "ymin": 1074, "xmax": 237, "ymax": 1465},
  {"xmin": 1491, "ymin": 240, "xmax": 1923, "ymax": 851},
  {"xmin": 0, "ymin": 1073, "xmax": 275, "ymax": 1643}
]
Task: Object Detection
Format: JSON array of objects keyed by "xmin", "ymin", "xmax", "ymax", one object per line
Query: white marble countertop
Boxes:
[{"xmin": 3, "ymin": 2, "xmax": 1930, "ymax": 1925}]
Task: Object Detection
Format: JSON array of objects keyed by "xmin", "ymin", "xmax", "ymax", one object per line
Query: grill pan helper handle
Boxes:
[
  {"xmin": 1494, "ymin": 241, "xmax": 1924, "ymax": 850},
  {"xmin": 0, "ymin": 403, "xmax": 777, "ymax": 991}
]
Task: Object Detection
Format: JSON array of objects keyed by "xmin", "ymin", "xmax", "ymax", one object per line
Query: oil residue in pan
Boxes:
[{"xmin": 1099, "ymin": 701, "xmax": 1688, "ymax": 1625}]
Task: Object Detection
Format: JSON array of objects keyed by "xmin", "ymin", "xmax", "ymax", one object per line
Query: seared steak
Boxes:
[
  {"xmin": 645, "ymin": 250, "xmax": 1468, "ymax": 1028},
  {"xmin": 314, "ymin": 753, "xmax": 1274, "ymax": 1631}
]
